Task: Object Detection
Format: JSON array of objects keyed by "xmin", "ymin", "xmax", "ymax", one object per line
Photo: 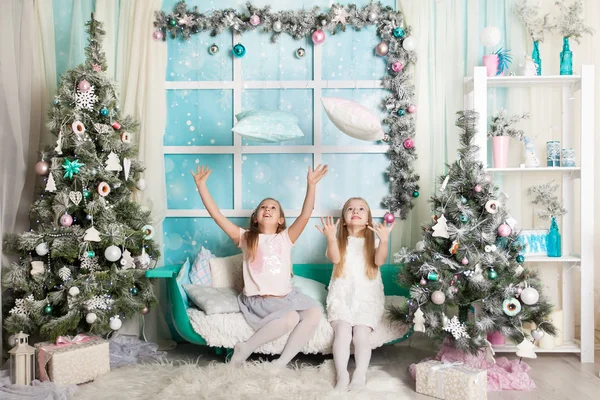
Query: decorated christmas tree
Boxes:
[
  {"xmin": 392, "ymin": 110, "xmax": 556, "ymax": 354},
  {"xmin": 2, "ymin": 15, "xmax": 159, "ymax": 341}
]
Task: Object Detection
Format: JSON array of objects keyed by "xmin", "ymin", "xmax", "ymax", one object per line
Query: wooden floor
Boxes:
[{"xmin": 165, "ymin": 337, "xmax": 600, "ymax": 400}]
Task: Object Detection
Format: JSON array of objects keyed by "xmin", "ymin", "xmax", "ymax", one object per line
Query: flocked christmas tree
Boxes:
[
  {"xmin": 2, "ymin": 15, "xmax": 159, "ymax": 341},
  {"xmin": 391, "ymin": 110, "xmax": 556, "ymax": 354}
]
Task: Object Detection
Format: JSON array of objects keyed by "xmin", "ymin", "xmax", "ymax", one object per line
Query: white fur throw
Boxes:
[{"xmin": 187, "ymin": 296, "xmax": 409, "ymax": 355}]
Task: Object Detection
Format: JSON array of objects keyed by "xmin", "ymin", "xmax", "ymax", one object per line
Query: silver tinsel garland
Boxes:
[{"xmin": 154, "ymin": 1, "xmax": 419, "ymax": 218}]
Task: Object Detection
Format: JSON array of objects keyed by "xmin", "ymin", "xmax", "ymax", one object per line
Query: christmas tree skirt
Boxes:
[{"xmin": 74, "ymin": 360, "xmax": 410, "ymax": 400}]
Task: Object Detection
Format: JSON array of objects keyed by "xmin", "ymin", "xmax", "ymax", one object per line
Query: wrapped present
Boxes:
[
  {"xmin": 416, "ymin": 360, "xmax": 487, "ymax": 400},
  {"xmin": 35, "ymin": 334, "xmax": 110, "ymax": 385}
]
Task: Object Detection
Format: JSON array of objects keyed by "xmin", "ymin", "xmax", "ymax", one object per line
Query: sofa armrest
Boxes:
[{"xmin": 145, "ymin": 264, "xmax": 182, "ymax": 279}]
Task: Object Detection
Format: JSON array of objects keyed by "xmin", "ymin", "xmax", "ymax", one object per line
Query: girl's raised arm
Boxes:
[
  {"xmin": 368, "ymin": 221, "xmax": 395, "ymax": 266},
  {"xmin": 191, "ymin": 165, "xmax": 241, "ymax": 246},
  {"xmin": 288, "ymin": 164, "xmax": 328, "ymax": 243}
]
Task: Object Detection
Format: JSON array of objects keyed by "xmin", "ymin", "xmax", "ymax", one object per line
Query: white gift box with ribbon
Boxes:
[{"xmin": 415, "ymin": 360, "xmax": 487, "ymax": 400}]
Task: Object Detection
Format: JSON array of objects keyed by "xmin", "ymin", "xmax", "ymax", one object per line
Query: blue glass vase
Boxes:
[
  {"xmin": 546, "ymin": 217, "xmax": 562, "ymax": 257},
  {"xmin": 559, "ymin": 37, "xmax": 573, "ymax": 76},
  {"xmin": 532, "ymin": 41, "xmax": 541, "ymax": 75}
]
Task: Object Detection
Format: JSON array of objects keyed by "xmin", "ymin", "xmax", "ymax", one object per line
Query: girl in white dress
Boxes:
[{"xmin": 316, "ymin": 197, "xmax": 394, "ymax": 390}]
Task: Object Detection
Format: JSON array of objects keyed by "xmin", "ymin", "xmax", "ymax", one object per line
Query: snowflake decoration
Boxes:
[
  {"xmin": 9, "ymin": 295, "xmax": 34, "ymax": 317},
  {"xmin": 92, "ymin": 63, "xmax": 102, "ymax": 72},
  {"xmin": 332, "ymin": 7, "xmax": 350, "ymax": 25},
  {"xmin": 85, "ymin": 295, "xmax": 114, "ymax": 311},
  {"xmin": 58, "ymin": 266, "xmax": 71, "ymax": 281},
  {"xmin": 443, "ymin": 316, "xmax": 470, "ymax": 339},
  {"xmin": 80, "ymin": 255, "xmax": 100, "ymax": 271},
  {"xmin": 75, "ymin": 85, "xmax": 98, "ymax": 112},
  {"xmin": 94, "ymin": 123, "xmax": 111, "ymax": 134}
]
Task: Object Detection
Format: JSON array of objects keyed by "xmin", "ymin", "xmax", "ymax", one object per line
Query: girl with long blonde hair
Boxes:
[{"xmin": 316, "ymin": 197, "xmax": 394, "ymax": 390}]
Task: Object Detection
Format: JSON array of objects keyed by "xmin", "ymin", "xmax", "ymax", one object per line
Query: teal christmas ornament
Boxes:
[
  {"xmin": 83, "ymin": 189, "xmax": 90, "ymax": 198},
  {"xmin": 488, "ymin": 268, "xmax": 498, "ymax": 280},
  {"xmin": 460, "ymin": 196, "xmax": 467, "ymax": 204},
  {"xmin": 43, "ymin": 305, "xmax": 53, "ymax": 315},
  {"xmin": 427, "ymin": 271, "xmax": 439, "ymax": 281},
  {"xmin": 100, "ymin": 107, "xmax": 109, "ymax": 116},
  {"xmin": 87, "ymin": 250, "xmax": 95, "ymax": 258},
  {"xmin": 130, "ymin": 287, "xmax": 139, "ymax": 296},
  {"xmin": 53, "ymin": 97, "xmax": 60, "ymax": 106},
  {"xmin": 397, "ymin": 108, "xmax": 406, "ymax": 116},
  {"xmin": 412, "ymin": 190, "xmax": 419, "ymax": 198},
  {"xmin": 393, "ymin": 27, "xmax": 405, "ymax": 38},
  {"xmin": 516, "ymin": 255, "xmax": 525, "ymax": 263},
  {"xmin": 233, "ymin": 43, "xmax": 246, "ymax": 58},
  {"xmin": 459, "ymin": 214, "xmax": 469, "ymax": 223},
  {"xmin": 169, "ymin": 19, "xmax": 177, "ymax": 27},
  {"xmin": 62, "ymin": 159, "xmax": 84, "ymax": 179}
]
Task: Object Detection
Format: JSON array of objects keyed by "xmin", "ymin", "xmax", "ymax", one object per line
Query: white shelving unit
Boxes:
[{"xmin": 464, "ymin": 66, "xmax": 595, "ymax": 363}]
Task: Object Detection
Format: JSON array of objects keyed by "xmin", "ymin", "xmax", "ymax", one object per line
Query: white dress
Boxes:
[{"xmin": 326, "ymin": 236, "xmax": 385, "ymax": 329}]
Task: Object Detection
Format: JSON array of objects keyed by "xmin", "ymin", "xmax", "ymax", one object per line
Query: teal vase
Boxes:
[
  {"xmin": 546, "ymin": 217, "xmax": 562, "ymax": 257},
  {"xmin": 532, "ymin": 41, "xmax": 541, "ymax": 75},
  {"xmin": 559, "ymin": 37, "xmax": 573, "ymax": 76}
]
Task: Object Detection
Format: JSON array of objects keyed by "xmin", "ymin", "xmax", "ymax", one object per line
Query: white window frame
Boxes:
[{"xmin": 164, "ymin": 33, "xmax": 389, "ymax": 218}]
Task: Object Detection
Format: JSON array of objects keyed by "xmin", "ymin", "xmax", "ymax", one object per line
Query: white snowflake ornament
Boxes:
[
  {"xmin": 9, "ymin": 295, "xmax": 33, "ymax": 317},
  {"xmin": 443, "ymin": 316, "xmax": 470, "ymax": 339},
  {"xmin": 332, "ymin": 7, "xmax": 350, "ymax": 25},
  {"xmin": 80, "ymin": 254, "xmax": 100, "ymax": 271},
  {"xmin": 58, "ymin": 266, "xmax": 71, "ymax": 281},
  {"xmin": 75, "ymin": 85, "xmax": 98, "ymax": 111},
  {"xmin": 94, "ymin": 123, "xmax": 111, "ymax": 135}
]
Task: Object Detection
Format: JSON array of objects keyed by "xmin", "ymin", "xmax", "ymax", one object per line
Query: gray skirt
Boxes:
[{"xmin": 237, "ymin": 289, "xmax": 321, "ymax": 331}]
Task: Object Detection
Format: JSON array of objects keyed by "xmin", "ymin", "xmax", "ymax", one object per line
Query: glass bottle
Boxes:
[
  {"xmin": 546, "ymin": 217, "xmax": 562, "ymax": 257},
  {"xmin": 560, "ymin": 37, "xmax": 573, "ymax": 76},
  {"xmin": 532, "ymin": 40, "xmax": 541, "ymax": 75}
]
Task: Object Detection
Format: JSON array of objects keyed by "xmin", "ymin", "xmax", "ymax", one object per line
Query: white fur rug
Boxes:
[
  {"xmin": 187, "ymin": 296, "xmax": 409, "ymax": 354},
  {"xmin": 74, "ymin": 360, "xmax": 411, "ymax": 400}
]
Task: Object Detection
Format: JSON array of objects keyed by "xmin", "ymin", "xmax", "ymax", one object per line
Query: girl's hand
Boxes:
[
  {"xmin": 307, "ymin": 164, "xmax": 328, "ymax": 186},
  {"xmin": 368, "ymin": 221, "xmax": 396, "ymax": 243},
  {"xmin": 315, "ymin": 216, "xmax": 339, "ymax": 240},
  {"xmin": 190, "ymin": 165, "xmax": 212, "ymax": 186}
]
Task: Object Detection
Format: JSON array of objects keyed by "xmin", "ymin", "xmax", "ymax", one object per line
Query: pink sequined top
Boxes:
[{"xmin": 238, "ymin": 227, "xmax": 294, "ymax": 296}]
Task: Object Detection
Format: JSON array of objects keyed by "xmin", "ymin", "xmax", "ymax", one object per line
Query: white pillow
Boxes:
[
  {"xmin": 321, "ymin": 97, "xmax": 385, "ymax": 141},
  {"xmin": 210, "ymin": 254, "xmax": 244, "ymax": 292}
]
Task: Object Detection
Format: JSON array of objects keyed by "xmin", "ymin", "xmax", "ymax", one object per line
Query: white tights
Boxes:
[
  {"xmin": 230, "ymin": 307, "xmax": 321, "ymax": 367},
  {"xmin": 331, "ymin": 320, "xmax": 372, "ymax": 390}
]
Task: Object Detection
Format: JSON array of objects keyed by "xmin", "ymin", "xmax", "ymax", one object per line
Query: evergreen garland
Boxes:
[{"xmin": 154, "ymin": 1, "xmax": 419, "ymax": 218}]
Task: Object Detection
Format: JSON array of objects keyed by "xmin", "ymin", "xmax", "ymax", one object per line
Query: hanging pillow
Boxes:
[
  {"xmin": 321, "ymin": 97, "xmax": 385, "ymax": 141},
  {"xmin": 232, "ymin": 109, "xmax": 304, "ymax": 142}
]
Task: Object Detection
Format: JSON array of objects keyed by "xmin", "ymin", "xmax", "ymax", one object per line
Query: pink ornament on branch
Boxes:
[
  {"xmin": 375, "ymin": 41, "xmax": 389, "ymax": 56},
  {"xmin": 152, "ymin": 30, "xmax": 164, "ymax": 41},
  {"xmin": 249, "ymin": 15, "xmax": 261, "ymax": 26},
  {"xmin": 77, "ymin": 80, "xmax": 91, "ymax": 92},
  {"xmin": 403, "ymin": 138, "xmax": 414, "ymax": 149},
  {"xmin": 497, "ymin": 223, "xmax": 512, "ymax": 237},
  {"xmin": 391, "ymin": 61, "xmax": 403, "ymax": 72},
  {"xmin": 473, "ymin": 184, "xmax": 482, "ymax": 193},
  {"xmin": 35, "ymin": 161, "xmax": 50, "ymax": 176},
  {"xmin": 407, "ymin": 104, "xmax": 417, "ymax": 113},
  {"xmin": 384, "ymin": 212, "xmax": 395, "ymax": 224},
  {"xmin": 60, "ymin": 214, "xmax": 73, "ymax": 227},
  {"xmin": 312, "ymin": 30, "xmax": 325, "ymax": 45},
  {"xmin": 461, "ymin": 257, "xmax": 469, "ymax": 265}
]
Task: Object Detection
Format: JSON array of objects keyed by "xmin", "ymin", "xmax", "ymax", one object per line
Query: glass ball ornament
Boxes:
[
  {"xmin": 393, "ymin": 27, "xmax": 405, "ymax": 38},
  {"xmin": 461, "ymin": 257, "xmax": 469, "ymax": 265},
  {"xmin": 412, "ymin": 190, "xmax": 420, "ymax": 198},
  {"xmin": 520, "ymin": 287, "xmax": 539, "ymax": 305},
  {"xmin": 407, "ymin": 104, "xmax": 417, "ymax": 114},
  {"xmin": 391, "ymin": 61, "xmax": 403, "ymax": 72},
  {"xmin": 488, "ymin": 268, "xmax": 498, "ymax": 280},
  {"xmin": 104, "ymin": 245, "xmax": 122, "ymax": 262},
  {"xmin": 531, "ymin": 329, "xmax": 544, "ymax": 341},
  {"xmin": 68, "ymin": 287, "xmax": 80, "ymax": 296},
  {"xmin": 403, "ymin": 138, "xmax": 414, "ymax": 149},
  {"xmin": 249, "ymin": 14, "xmax": 261, "ymax": 26},
  {"xmin": 136, "ymin": 178, "xmax": 147, "ymax": 191},
  {"xmin": 141, "ymin": 307, "xmax": 150, "ymax": 315},
  {"xmin": 415, "ymin": 241, "xmax": 425, "ymax": 251},
  {"xmin": 35, "ymin": 242, "xmax": 49, "ymax": 256},
  {"xmin": 53, "ymin": 97, "xmax": 60, "ymax": 106},
  {"xmin": 169, "ymin": 19, "xmax": 177, "ymax": 27},
  {"xmin": 419, "ymin": 278, "xmax": 427, "ymax": 286},
  {"xmin": 208, "ymin": 44, "xmax": 219, "ymax": 55},
  {"xmin": 296, "ymin": 48, "xmax": 306, "ymax": 58},
  {"xmin": 77, "ymin": 79, "xmax": 91, "ymax": 92},
  {"xmin": 130, "ymin": 287, "xmax": 139, "ymax": 296},
  {"xmin": 321, "ymin": 19, "xmax": 328, "ymax": 26},
  {"xmin": 502, "ymin": 298, "xmax": 521, "ymax": 316},
  {"xmin": 60, "ymin": 214, "xmax": 73, "ymax": 227},
  {"xmin": 86, "ymin": 312, "xmax": 97, "ymax": 324},
  {"xmin": 402, "ymin": 36, "xmax": 416, "ymax": 51},
  {"xmin": 397, "ymin": 108, "xmax": 406, "ymax": 117},
  {"xmin": 516, "ymin": 255, "xmax": 525, "ymax": 263},
  {"xmin": 232, "ymin": 43, "xmax": 246, "ymax": 57},
  {"xmin": 474, "ymin": 184, "xmax": 482, "ymax": 193},
  {"xmin": 459, "ymin": 214, "xmax": 469, "ymax": 223},
  {"xmin": 87, "ymin": 250, "xmax": 95, "ymax": 258},
  {"xmin": 152, "ymin": 30, "xmax": 164, "ymax": 40},
  {"xmin": 35, "ymin": 161, "xmax": 50, "ymax": 176},
  {"xmin": 100, "ymin": 107, "xmax": 109, "ymax": 117},
  {"xmin": 86, "ymin": 214, "xmax": 93, "ymax": 221},
  {"xmin": 83, "ymin": 189, "xmax": 90, "ymax": 198},
  {"xmin": 109, "ymin": 315, "xmax": 122, "ymax": 330},
  {"xmin": 431, "ymin": 290, "xmax": 446, "ymax": 305},
  {"xmin": 375, "ymin": 41, "xmax": 389, "ymax": 56},
  {"xmin": 460, "ymin": 196, "xmax": 467, "ymax": 204},
  {"xmin": 273, "ymin": 21, "xmax": 282, "ymax": 32},
  {"xmin": 368, "ymin": 11, "xmax": 378, "ymax": 22},
  {"xmin": 497, "ymin": 223, "xmax": 512, "ymax": 237},
  {"xmin": 383, "ymin": 213, "xmax": 395, "ymax": 224},
  {"xmin": 43, "ymin": 305, "xmax": 53, "ymax": 315},
  {"xmin": 311, "ymin": 30, "xmax": 326, "ymax": 45}
]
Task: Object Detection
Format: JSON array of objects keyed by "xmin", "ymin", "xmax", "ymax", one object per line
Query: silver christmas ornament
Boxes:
[
  {"xmin": 208, "ymin": 44, "xmax": 219, "ymax": 55},
  {"xmin": 296, "ymin": 47, "xmax": 306, "ymax": 58},
  {"xmin": 273, "ymin": 21, "xmax": 282, "ymax": 32},
  {"xmin": 368, "ymin": 12, "xmax": 378, "ymax": 22}
]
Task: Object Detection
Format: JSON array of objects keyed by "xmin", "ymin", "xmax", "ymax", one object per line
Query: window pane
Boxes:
[
  {"xmin": 165, "ymin": 154, "xmax": 233, "ymax": 209},
  {"xmin": 242, "ymin": 154, "xmax": 312, "ymax": 210},
  {"xmin": 320, "ymin": 153, "xmax": 389, "ymax": 210},
  {"xmin": 165, "ymin": 90, "xmax": 233, "ymax": 146},
  {"xmin": 241, "ymin": 89, "xmax": 313, "ymax": 146}
]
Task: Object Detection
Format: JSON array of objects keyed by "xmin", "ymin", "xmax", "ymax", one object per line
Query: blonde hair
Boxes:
[
  {"xmin": 245, "ymin": 198, "xmax": 286, "ymax": 262},
  {"xmin": 332, "ymin": 197, "xmax": 378, "ymax": 280}
]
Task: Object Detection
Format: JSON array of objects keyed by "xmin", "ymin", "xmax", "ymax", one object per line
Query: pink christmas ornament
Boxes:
[
  {"xmin": 474, "ymin": 184, "xmax": 482, "ymax": 193},
  {"xmin": 453, "ymin": 275, "xmax": 458, "ymax": 280},
  {"xmin": 312, "ymin": 30, "xmax": 326, "ymax": 45},
  {"xmin": 453, "ymin": 287, "xmax": 459, "ymax": 293},
  {"xmin": 497, "ymin": 223, "xmax": 512, "ymax": 237},
  {"xmin": 153, "ymin": 30, "xmax": 164, "ymax": 41},
  {"xmin": 384, "ymin": 212, "xmax": 395, "ymax": 224},
  {"xmin": 35, "ymin": 161, "xmax": 50, "ymax": 176},
  {"xmin": 391, "ymin": 61, "xmax": 403, "ymax": 72},
  {"xmin": 249, "ymin": 14, "xmax": 261, "ymax": 26},
  {"xmin": 419, "ymin": 278, "xmax": 427, "ymax": 286},
  {"xmin": 515, "ymin": 287, "xmax": 523, "ymax": 295},
  {"xmin": 461, "ymin": 257, "xmax": 469, "ymax": 265},
  {"xmin": 60, "ymin": 214, "xmax": 73, "ymax": 227},
  {"xmin": 407, "ymin": 104, "xmax": 417, "ymax": 113},
  {"xmin": 375, "ymin": 41, "xmax": 389, "ymax": 56},
  {"xmin": 77, "ymin": 80, "xmax": 91, "ymax": 92},
  {"xmin": 403, "ymin": 138, "xmax": 414, "ymax": 149}
]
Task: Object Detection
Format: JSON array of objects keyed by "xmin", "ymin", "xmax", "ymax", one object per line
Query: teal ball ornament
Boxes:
[
  {"xmin": 459, "ymin": 214, "xmax": 469, "ymax": 223},
  {"xmin": 100, "ymin": 107, "xmax": 109, "ymax": 117},
  {"xmin": 130, "ymin": 287, "xmax": 139, "ymax": 296},
  {"xmin": 488, "ymin": 268, "xmax": 498, "ymax": 280},
  {"xmin": 233, "ymin": 44, "xmax": 246, "ymax": 58},
  {"xmin": 412, "ymin": 190, "xmax": 419, "ymax": 198},
  {"xmin": 397, "ymin": 108, "xmax": 406, "ymax": 116},
  {"xmin": 516, "ymin": 255, "xmax": 525, "ymax": 263},
  {"xmin": 87, "ymin": 250, "xmax": 95, "ymax": 258},
  {"xmin": 169, "ymin": 19, "xmax": 177, "ymax": 27},
  {"xmin": 393, "ymin": 27, "xmax": 405, "ymax": 38},
  {"xmin": 43, "ymin": 305, "xmax": 53, "ymax": 315}
]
